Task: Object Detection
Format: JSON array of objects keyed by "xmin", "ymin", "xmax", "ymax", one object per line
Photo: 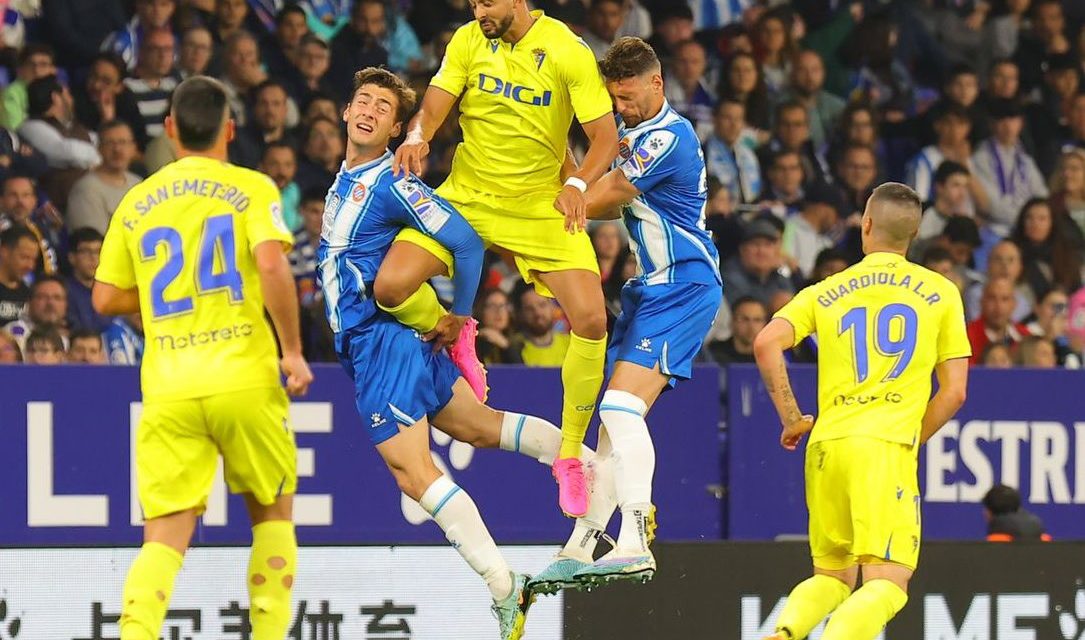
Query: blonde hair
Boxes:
[{"xmin": 1048, "ymin": 148, "xmax": 1085, "ymax": 198}]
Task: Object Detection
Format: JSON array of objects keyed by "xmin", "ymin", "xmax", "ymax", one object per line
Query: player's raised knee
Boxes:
[
  {"xmin": 568, "ymin": 305, "xmax": 608, "ymax": 340},
  {"xmin": 373, "ymin": 271, "xmax": 414, "ymax": 309}
]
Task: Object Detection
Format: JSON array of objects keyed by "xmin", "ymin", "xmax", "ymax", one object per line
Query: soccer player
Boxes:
[
  {"xmin": 92, "ymin": 76, "xmax": 313, "ymax": 640},
  {"xmin": 529, "ymin": 37, "xmax": 722, "ymax": 592},
  {"xmin": 324, "ymin": 66, "xmax": 598, "ymax": 640},
  {"xmin": 384, "ymin": 0, "xmax": 620, "ymax": 517},
  {"xmin": 753, "ymin": 183, "xmax": 971, "ymax": 640}
]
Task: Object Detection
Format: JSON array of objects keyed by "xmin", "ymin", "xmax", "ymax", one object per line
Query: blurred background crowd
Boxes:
[{"xmin": 0, "ymin": 0, "xmax": 1084, "ymax": 372}]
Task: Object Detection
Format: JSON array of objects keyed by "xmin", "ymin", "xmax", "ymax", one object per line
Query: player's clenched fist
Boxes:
[
  {"xmin": 392, "ymin": 136, "xmax": 429, "ymax": 177},
  {"xmin": 780, "ymin": 414, "xmax": 815, "ymax": 451},
  {"xmin": 281, "ymin": 352, "xmax": 314, "ymax": 397}
]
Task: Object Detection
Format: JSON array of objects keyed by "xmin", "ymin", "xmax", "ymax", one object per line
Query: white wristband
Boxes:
[{"xmin": 564, "ymin": 176, "xmax": 587, "ymax": 193}]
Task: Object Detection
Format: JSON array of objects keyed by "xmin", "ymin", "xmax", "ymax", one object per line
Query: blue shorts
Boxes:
[
  {"xmin": 336, "ymin": 316, "xmax": 461, "ymax": 446},
  {"xmin": 607, "ymin": 281, "xmax": 722, "ymax": 388}
]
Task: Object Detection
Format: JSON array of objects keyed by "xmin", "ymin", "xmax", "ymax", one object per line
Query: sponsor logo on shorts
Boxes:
[
  {"xmin": 370, "ymin": 413, "xmax": 387, "ymax": 428},
  {"xmin": 636, "ymin": 337, "xmax": 653, "ymax": 353}
]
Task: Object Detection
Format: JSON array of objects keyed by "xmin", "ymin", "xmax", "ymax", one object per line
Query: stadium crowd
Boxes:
[{"xmin": 1, "ymin": 0, "xmax": 1084, "ymax": 370}]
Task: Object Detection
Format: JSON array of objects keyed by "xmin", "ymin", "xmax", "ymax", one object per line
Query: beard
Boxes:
[{"xmin": 479, "ymin": 12, "xmax": 514, "ymax": 39}]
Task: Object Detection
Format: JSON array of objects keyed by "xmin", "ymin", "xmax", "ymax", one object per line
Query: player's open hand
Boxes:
[
  {"xmin": 281, "ymin": 352, "xmax": 314, "ymax": 397},
  {"xmin": 780, "ymin": 414, "xmax": 815, "ymax": 451},
  {"xmin": 556, "ymin": 186, "xmax": 587, "ymax": 233},
  {"xmin": 423, "ymin": 313, "xmax": 468, "ymax": 350},
  {"xmin": 393, "ymin": 136, "xmax": 430, "ymax": 177}
]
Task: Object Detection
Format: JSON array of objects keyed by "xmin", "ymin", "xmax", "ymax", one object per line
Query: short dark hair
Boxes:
[
  {"xmin": 300, "ymin": 33, "xmax": 329, "ymax": 51},
  {"xmin": 599, "ymin": 36, "xmax": 660, "ymax": 81},
  {"xmin": 253, "ymin": 78, "xmax": 289, "ymax": 100},
  {"xmin": 770, "ymin": 148, "xmax": 801, "ymax": 168},
  {"xmin": 2, "ymin": 173, "xmax": 35, "ymax": 191},
  {"xmin": 261, "ymin": 140, "xmax": 296, "ymax": 161},
  {"xmin": 715, "ymin": 96, "xmax": 745, "ymax": 115},
  {"xmin": 276, "ymin": 2, "xmax": 307, "ymax": 25},
  {"xmin": 25, "ymin": 326, "xmax": 64, "ymax": 353},
  {"xmin": 0, "ymin": 225, "xmax": 37, "ymax": 250},
  {"xmin": 869, "ymin": 182, "xmax": 922, "ymax": 216},
  {"xmin": 91, "ymin": 52, "xmax": 127, "ymax": 80},
  {"xmin": 351, "ymin": 66, "xmax": 418, "ymax": 124},
  {"xmin": 170, "ymin": 75, "xmax": 230, "ymax": 151},
  {"xmin": 68, "ymin": 227, "xmax": 105, "ymax": 252},
  {"xmin": 946, "ymin": 62, "xmax": 977, "ymax": 83},
  {"xmin": 301, "ymin": 186, "xmax": 327, "ymax": 205},
  {"xmin": 98, "ymin": 119, "xmax": 133, "ymax": 138},
  {"xmin": 774, "ymin": 98, "xmax": 806, "ymax": 122},
  {"xmin": 934, "ymin": 160, "xmax": 969, "ymax": 185},
  {"xmin": 29, "ymin": 274, "xmax": 65, "ymax": 297},
  {"xmin": 26, "ymin": 75, "xmax": 64, "ymax": 119},
  {"xmin": 814, "ymin": 247, "xmax": 847, "ymax": 270},
  {"xmin": 982, "ymin": 484, "xmax": 1022, "ymax": 515},
  {"xmin": 730, "ymin": 294, "xmax": 767, "ymax": 316},
  {"xmin": 17, "ymin": 43, "xmax": 53, "ymax": 67},
  {"xmin": 590, "ymin": 0, "xmax": 622, "ymax": 9},
  {"xmin": 932, "ymin": 101, "xmax": 970, "ymax": 124},
  {"xmin": 70, "ymin": 328, "xmax": 104, "ymax": 347}
]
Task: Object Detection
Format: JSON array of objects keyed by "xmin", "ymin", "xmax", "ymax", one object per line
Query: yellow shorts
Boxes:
[
  {"xmin": 136, "ymin": 386, "xmax": 296, "ymax": 520},
  {"xmin": 805, "ymin": 437, "xmax": 921, "ymax": 571},
  {"xmin": 395, "ymin": 183, "xmax": 598, "ymax": 298}
]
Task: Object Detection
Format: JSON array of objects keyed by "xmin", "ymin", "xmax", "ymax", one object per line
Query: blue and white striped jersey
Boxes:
[
  {"xmin": 616, "ymin": 101, "xmax": 721, "ymax": 287},
  {"xmin": 317, "ymin": 151, "xmax": 484, "ymax": 335}
]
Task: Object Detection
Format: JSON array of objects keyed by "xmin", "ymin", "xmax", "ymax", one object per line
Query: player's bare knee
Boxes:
[
  {"xmin": 570, "ymin": 306, "xmax": 607, "ymax": 340},
  {"xmin": 373, "ymin": 274, "xmax": 411, "ymax": 309}
]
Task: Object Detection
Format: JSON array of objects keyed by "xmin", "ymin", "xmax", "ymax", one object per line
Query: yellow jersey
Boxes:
[
  {"xmin": 96, "ymin": 156, "xmax": 294, "ymax": 402},
  {"xmin": 774, "ymin": 252, "xmax": 971, "ymax": 447},
  {"xmin": 521, "ymin": 332, "xmax": 571, "ymax": 367},
  {"xmin": 430, "ymin": 11, "xmax": 612, "ymax": 199}
]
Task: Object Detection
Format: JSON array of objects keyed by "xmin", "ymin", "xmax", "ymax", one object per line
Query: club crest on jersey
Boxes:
[
  {"xmin": 532, "ymin": 47, "xmax": 547, "ymax": 70},
  {"xmin": 351, "ymin": 182, "xmax": 366, "ymax": 202},
  {"xmin": 618, "ymin": 139, "xmax": 633, "ymax": 160}
]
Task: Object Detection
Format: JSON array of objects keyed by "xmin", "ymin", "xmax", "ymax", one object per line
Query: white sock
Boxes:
[
  {"xmin": 500, "ymin": 411, "xmax": 591, "ymax": 465},
  {"xmin": 561, "ymin": 453, "xmax": 618, "ymax": 561},
  {"xmin": 419, "ymin": 475, "xmax": 512, "ymax": 600},
  {"xmin": 599, "ymin": 390, "xmax": 653, "ymax": 552}
]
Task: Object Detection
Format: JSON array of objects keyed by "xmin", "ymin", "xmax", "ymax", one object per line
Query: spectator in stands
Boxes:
[
  {"xmin": 932, "ymin": 215, "xmax": 983, "ymax": 284},
  {"xmin": 5, "ymin": 275, "xmax": 67, "ymax": 350},
  {"xmin": 1026, "ymin": 287, "xmax": 1081, "ymax": 367},
  {"xmin": 1049, "ymin": 148, "xmax": 1085, "ymax": 237},
  {"xmin": 825, "ymin": 102, "xmax": 885, "ymax": 180},
  {"xmin": 582, "ymin": 0, "xmax": 623, "ymax": 62},
  {"xmin": 707, "ymin": 295, "xmax": 766, "ymax": 365},
  {"xmin": 68, "ymin": 329, "xmax": 105, "ymax": 364},
  {"xmin": 73, "ymin": 53, "xmax": 148, "ymax": 150},
  {"xmin": 721, "ymin": 218, "xmax": 798, "ymax": 307},
  {"xmin": 968, "ymin": 276, "xmax": 1031, "ymax": 364},
  {"xmin": 983, "ymin": 484, "xmax": 1050, "ymax": 541},
  {"xmin": 513, "ymin": 282, "xmax": 569, "ymax": 367},
  {"xmin": 590, "ymin": 221, "xmax": 625, "ymax": 284},
  {"xmin": 289, "ymin": 187, "xmax": 322, "ymax": 307},
  {"xmin": 810, "ymin": 247, "xmax": 848, "ymax": 282},
  {"xmin": 259, "ymin": 142, "xmax": 300, "ymax": 231},
  {"xmin": 1011, "ymin": 197, "xmax": 1085, "ymax": 302},
  {"xmin": 534, "ymin": 0, "xmax": 586, "ymax": 29},
  {"xmin": 705, "ymin": 98, "xmax": 761, "ymax": 207},
  {"xmin": 66, "ymin": 121, "xmax": 141, "ymax": 235},
  {"xmin": 179, "ymin": 25, "xmax": 214, "ymax": 79},
  {"xmin": 759, "ymin": 100, "xmax": 831, "ymax": 187},
  {"xmin": 261, "ymin": 4, "xmax": 309, "ymax": 79},
  {"xmin": 219, "ymin": 30, "xmax": 266, "ymax": 127},
  {"xmin": 124, "ymin": 28, "xmax": 180, "ymax": 141},
  {"xmin": 719, "ymin": 51, "xmax": 771, "ymax": 134},
  {"xmin": 1057, "ymin": 93, "xmax": 1085, "ymax": 159},
  {"xmin": 104, "ymin": 313, "xmax": 143, "ymax": 364},
  {"xmin": 782, "ymin": 181, "xmax": 840, "ymax": 280},
  {"xmin": 647, "ymin": 4, "xmax": 694, "ymax": 66},
  {"xmin": 981, "ymin": 342, "xmax": 1014, "ymax": 367},
  {"xmin": 921, "ymin": 64, "xmax": 988, "ymax": 147},
  {"xmin": 0, "ymin": 124, "xmax": 48, "ymax": 184},
  {"xmin": 1031, "ymin": 53, "xmax": 1081, "ymax": 174},
  {"xmin": 407, "ymin": 0, "xmax": 472, "ymax": 48},
  {"xmin": 849, "ymin": 15, "xmax": 914, "ymax": 125},
  {"xmin": 289, "ymin": 35, "xmax": 337, "ymax": 105},
  {"xmin": 43, "ymin": 0, "xmax": 127, "ymax": 73},
  {"xmin": 779, "ymin": 50, "xmax": 845, "ymax": 150},
  {"xmin": 475, "ymin": 288, "xmax": 522, "ymax": 365},
  {"xmin": 983, "ymin": 1, "xmax": 1030, "ymax": 66},
  {"xmin": 758, "ymin": 149, "xmax": 806, "ymax": 219},
  {"xmin": 0, "ymin": 226, "xmax": 36, "ymax": 325},
  {"xmin": 235, "ymin": 80, "xmax": 298, "ymax": 168},
  {"xmin": 905, "ymin": 103, "xmax": 980, "ymax": 207},
  {"xmin": 353, "ymin": 0, "xmax": 423, "ymax": 75},
  {"xmin": 836, "ymin": 143, "xmax": 879, "ymax": 215},
  {"xmin": 328, "ymin": 0, "xmax": 389, "ymax": 90},
  {"xmin": 913, "ymin": 161, "xmax": 975, "ymax": 258},
  {"xmin": 24, "ymin": 326, "xmax": 65, "ymax": 364},
  {"xmin": 0, "ymin": 175, "xmax": 59, "ymax": 275},
  {"xmin": 211, "ymin": 0, "xmax": 251, "ymax": 51},
  {"xmin": 301, "ymin": 93, "xmax": 338, "ymax": 129},
  {"xmin": 922, "ymin": 245, "xmax": 966, "ymax": 292},
  {"xmin": 664, "ymin": 39, "xmax": 715, "ymax": 142},
  {"xmin": 1014, "ymin": 0, "xmax": 1070, "ymax": 95},
  {"xmin": 0, "ymin": 329, "xmax": 20, "ymax": 362},
  {"xmin": 965, "ymin": 239, "xmax": 1034, "ymax": 322},
  {"xmin": 295, "ymin": 116, "xmax": 343, "ymax": 193},
  {"xmin": 0, "ymin": 44, "xmax": 56, "ymax": 131},
  {"xmin": 101, "ymin": 0, "xmax": 177, "ymax": 71},
  {"xmin": 64, "ymin": 227, "xmax": 110, "ymax": 333},
  {"xmin": 983, "ymin": 59, "xmax": 1021, "ymax": 107},
  {"xmin": 972, "ymin": 98, "xmax": 1048, "ymax": 236}
]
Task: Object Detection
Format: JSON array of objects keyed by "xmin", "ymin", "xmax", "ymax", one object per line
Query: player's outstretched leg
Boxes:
[
  {"xmin": 763, "ymin": 567, "xmax": 856, "ymax": 640},
  {"xmin": 819, "ymin": 563, "xmax": 910, "ymax": 640},
  {"xmin": 244, "ymin": 494, "xmax": 297, "ymax": 640},
  {"xmin": 379, "ymin": 414, "xmax": 533, "ymax": 640},
  {"xmin": 537, "ymin": 270, "xmax": 608, "ymax": 518},
  {"xmin": 119, "ymin": 511, "xmax": 195, "ymax": 640}
]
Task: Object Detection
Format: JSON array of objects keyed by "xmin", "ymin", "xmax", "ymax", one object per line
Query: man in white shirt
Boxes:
[
  {"xmin": 971, "ymin": 98, "xmax": 1048, "ymax": 236},
  {"xmin": 582, "ymin": 0, "xmax": 624, "ymax": 61}
]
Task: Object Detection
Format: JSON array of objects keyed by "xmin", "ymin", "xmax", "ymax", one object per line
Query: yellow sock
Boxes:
[
  {"xmin": 775, "ymin": 574, "xmax": 853, "ymax": 639},
  {"xmin": 558, "ymin": 331, "xmax": 607, "ymax": 459},
  {"xmin": 821, "ymin": 579, "xmax": 907, "ymax": 640},
  {"xmin": 377, "ymin": 285, "xmax": 444, "ymax": 333},
  {"xmin": 248, "ymin": 520, "xmax": 298, "ymax": 640},
  {"xmin": 120, "ymin": 542, "xmax": 183, "ymax": 640}
]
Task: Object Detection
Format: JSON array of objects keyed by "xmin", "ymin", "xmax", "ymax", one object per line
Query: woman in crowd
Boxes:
[
  {"xmin": 1010, "ymin": 198, "xmax": 1085, "ymax": 303},
  {"xmin": 1049, "ymin": 148, "xmax": 1085, "ymax": 236},
  {"xmin": 473, "ymin": 288, "xmax": 522, "ymax": 365}
]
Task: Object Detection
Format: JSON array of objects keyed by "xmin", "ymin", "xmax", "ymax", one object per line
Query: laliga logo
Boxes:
[
  {"xmin": 400, "ymin": 429, "xmax": 475, "ymax": 524},
  {"xmin": 477, "ymin": 74, "xmax": 553, "ymax": 107}
]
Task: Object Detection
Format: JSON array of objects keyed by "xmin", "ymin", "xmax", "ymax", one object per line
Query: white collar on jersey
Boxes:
[{"xmin": 340, "ymin": 149, "xmax": 393, "ymax": 177}]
